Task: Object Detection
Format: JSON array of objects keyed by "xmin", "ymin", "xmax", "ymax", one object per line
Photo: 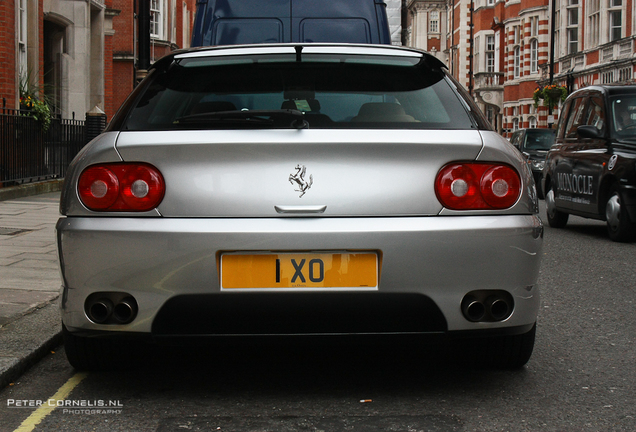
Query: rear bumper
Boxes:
[{"xmin": 57, "ymin": 214, "xmax": 543, "ymax": 335}]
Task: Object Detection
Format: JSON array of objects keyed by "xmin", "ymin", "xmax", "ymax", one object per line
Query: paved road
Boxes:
[{"xmin": 0, "ymin": 202, "xmax": 635, "ymax": 432}]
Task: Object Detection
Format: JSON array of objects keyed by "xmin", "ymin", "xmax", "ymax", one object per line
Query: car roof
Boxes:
[{"xmin": 568, "ymin": 84, "xmax": 636, "ymax": 99}]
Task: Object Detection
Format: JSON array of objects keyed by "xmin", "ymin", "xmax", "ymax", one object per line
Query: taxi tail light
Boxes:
[
  {"xmin": 78, "ymin": 163, "xmax": 165, "ymax": 212},
  {"xmin": 435, "ymin": 163, "xmax": 521, "ymax": 210}
]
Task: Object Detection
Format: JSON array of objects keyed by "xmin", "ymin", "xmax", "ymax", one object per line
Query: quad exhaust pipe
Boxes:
[
  {"xmin": 85, "ymin": 294, "xmax": 138, "ymax": 324},
  {"xmin": 88, "ymin": 298, "xmax": 114, "ymax": 324},
  {"xmin": 461, "ymin": 291, "xmax": 513, "ymax": 322}
]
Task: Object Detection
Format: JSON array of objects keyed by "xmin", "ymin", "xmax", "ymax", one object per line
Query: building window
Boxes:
[
  {"xmin": 486, "ymin": 35, "xmax": 495, "ymax": 72},
  {"xmin": 530, "ymin": 16, "xmax": 539, "ymax": 37},
  {"xmin": 514, "ymin": 46, "xmax": 521, "ymax": 78},
  {"xmin": 608, "ymin": 0, "xmax": 622, "ymax": 42},
  {"xmin": 513, "ymin": 25, "xmax": 521, "ymax": 45},
  {"xmin": 602, "ymin": 70, "xmax": 615, "ymax": 83},
  {"xmin": 512, "ymin": 118, "xmax": 520, "ymax": 131},
  {"xmin": 474, "ymin": 35, "xmax": 480, "ymax": 73},
  {"xmin": 567, "ymin": 6, "xmax": 579, "ymax": 54},
  {"xmin": 18, "ymin": 0, "xmax": 27, "ymax": 76},
  {"xmin": 150, "ymin": 0, "xmax": 163, "ymax": 39},
  {"xmin": 530, "ymin": 39, "xmax": 538, "ymax": 73},
  {"xmin": 487, "ymin": 0, "xmax": 495, "ymax": 5},
  {"xmin": 587, "ymin": 0, "xmax": 600, "ymax": 47},
  {"xmin": 618, "ymin": 66, "xmax": 632, "ymax": 82},
  {"xmin": 486, "ymin": 106, "xmax": 495, "ymax": 126},
  {"xmin": 529, "ymin": 117, "xmax": 537, "ymax": 128},
  {"xmin": 429, "ymin": 11, "xmax": 439, "ymax": 33}
]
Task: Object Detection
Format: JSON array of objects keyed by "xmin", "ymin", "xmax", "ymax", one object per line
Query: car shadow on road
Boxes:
[{"xmin": 77, "ymin": 335, "xmax": 529, "ymax": 399}]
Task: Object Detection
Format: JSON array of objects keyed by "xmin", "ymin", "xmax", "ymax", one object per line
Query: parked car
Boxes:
[
  {"xmin": 57, "ymin": 43, "xmax": 543, "ymax": 371},
  {"xmin": 509, "ymin": 128, "xmax": 556, "ymax": 199},
  {"xmin": 542, "ymin": 85, "xmax": 636, "ymax": 242},
  {"xmin": 191, "ymin": 0, "xmax": 392, "ymax": 46}
]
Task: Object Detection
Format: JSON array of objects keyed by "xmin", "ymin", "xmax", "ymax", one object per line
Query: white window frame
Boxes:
[
  {"xmin": 530, "ymin": 39, "xmax": 538, "ymax": 74},
  {"xmin": 514, "ymin": 46, "xmax": 521, "ymax": 78},
  {"xmin": 608, "ymin": 5, "xmax": 622, "ymax": 42},
  {"xmin": 530, "ymin": 16, "xmax": 539, "ymax": 37},
  {"xmin": 475, "ymin": 35, "xmax": 480, "ymax": 73},
  {"xmin": 429, "ymin": 10, "xmax": 439, "ymax": 34},
  {"xmin": 587, "ymin": 0, "xmax": 600, "ymax": 47},
  {"xmin": 486, "ymin": 35, "xmax": 495, "ymax": 72},
  {"xmin": 567, "ymin": 6, "xmax": 579, "ymax": 54},
  {"xmin": 18, "ymin": 0, "xmax": 28, "ymax": 77},
  {"xmin": 150, "ymin": 0, "xmax": 164, "ymax": 39}
]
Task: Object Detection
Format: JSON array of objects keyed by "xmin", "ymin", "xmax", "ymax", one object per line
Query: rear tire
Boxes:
[
  {"xmin": 545, "ymin": 188, "xmax": 569, "ymax": 228},
  {"xmin": 63, "ymin": 325, "xmax": 141, "ymax": 371},
  {"xmin": 606, "ymin": 184, "xmax": 636, "ymax": 242}
]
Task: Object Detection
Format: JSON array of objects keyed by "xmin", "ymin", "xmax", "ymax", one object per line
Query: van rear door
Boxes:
[
  {"xmin": 191, "ymin": 0, "xmax": 291, "ymax": 47},
  {"xmin": 292, "ymin": 0, "xmax": 390, "ymax": 44},
  {"xmin": 191, "ymin": 0, "xmax": 391, "ymax": 47}
]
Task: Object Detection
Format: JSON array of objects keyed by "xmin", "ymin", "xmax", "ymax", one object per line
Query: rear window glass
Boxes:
[
  {"xmin": 522, "ymin": 130, "xmax": 555, "ymax": 150},
  {"xmin": 118, "ymin": 54, "xmax": 475, "ymax": 131}
]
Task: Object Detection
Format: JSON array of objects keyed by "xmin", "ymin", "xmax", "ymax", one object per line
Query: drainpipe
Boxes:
[
  {"xmin": 137, "ymin": 0, "xmax": 150, "ymax": 84},
  {"xmin": 468, "ymin": 0, "xmax": 474, "ymax": 96}
]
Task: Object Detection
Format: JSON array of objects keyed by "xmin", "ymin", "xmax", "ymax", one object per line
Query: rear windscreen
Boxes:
[{"xmin": 118, "ymin": 54, "xmax": 476, "ymax": 131}]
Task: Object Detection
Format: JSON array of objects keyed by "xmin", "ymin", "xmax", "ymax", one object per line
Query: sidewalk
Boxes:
[{"xmin": 0, "ymin": 191, "xmax": 63, "ymax": 389}]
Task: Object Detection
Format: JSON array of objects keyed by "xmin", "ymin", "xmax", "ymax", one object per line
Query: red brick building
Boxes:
[
  {"xmin": 108, "ymin": 0, "xmax": 196, "ymax": 119},
  {"xmin": 405, "ymin": 0, "xmax": 636, "ymax": 136},
  {"xmin": 1, "ymin": 0, "xmax": 196, "ymax": 121}
]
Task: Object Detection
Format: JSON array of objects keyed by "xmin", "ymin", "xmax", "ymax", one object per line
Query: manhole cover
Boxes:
[{"xmin": 0, "ymin": 227, "xmax": 31, "ymax": 236}]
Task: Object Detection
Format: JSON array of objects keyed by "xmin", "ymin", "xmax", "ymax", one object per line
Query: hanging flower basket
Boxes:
[{"xmin": 533, "ymin": 85, "xmax": 568, "ymax": 109}]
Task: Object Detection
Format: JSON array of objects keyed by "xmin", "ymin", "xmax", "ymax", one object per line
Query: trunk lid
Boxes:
[{"xmin": 115, "ymin": 129, "xmax": 484, "ymax": 217}]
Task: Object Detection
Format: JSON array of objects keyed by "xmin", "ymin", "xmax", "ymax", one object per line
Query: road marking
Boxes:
[{"xmin": 13, "ymin": 372, "xmax": 88, "ymax": 432}]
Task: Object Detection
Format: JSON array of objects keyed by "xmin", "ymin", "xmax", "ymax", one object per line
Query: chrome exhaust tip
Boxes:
[
  {"xmin": 485, "ymin": 296, "xmax": 512, "ymax": 321},
  {"xmin": 112, "ymin": 297, "xmax": 138, "ymax": 324},
  {"xmin": 462, "ymin": 296, "xmax": 486, "ymax": 322},
  {"xmin": 88, "ymin": 298, "xmax": 114, "ymax": 324}
]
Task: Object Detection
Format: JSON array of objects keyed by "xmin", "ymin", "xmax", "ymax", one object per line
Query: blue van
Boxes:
[{"xmin": 191, "ymin": 0, "xmax": 392, "ymax": 47}]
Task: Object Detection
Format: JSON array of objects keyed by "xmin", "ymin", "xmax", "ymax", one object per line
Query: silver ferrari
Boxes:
[{"xmin": 56, "ymin": 44, "xmax": 543, "ymax": 370}]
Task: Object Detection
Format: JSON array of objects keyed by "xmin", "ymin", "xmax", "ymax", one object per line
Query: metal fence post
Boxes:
[{"xmin": 86, "ymin": 106, "xmax": 107, "ymax": 143}]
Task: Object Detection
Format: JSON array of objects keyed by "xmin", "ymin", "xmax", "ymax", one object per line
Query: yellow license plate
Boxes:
[{"xmin": 221, "ymin": 252, "xmax": 378, "ymax": 290}]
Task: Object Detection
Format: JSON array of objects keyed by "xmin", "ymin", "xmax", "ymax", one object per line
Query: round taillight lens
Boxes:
[
  {"xmin": 435, "ymin": 163, "xmax": 521, "ymax": 210},
  {"xmin": 78, "ymin": 166, "xmax": 120, "ymax": 210},
  {"xmin": 435, "ymin": 164, "xmax": 480, "ymax": 209},
  {"xmin": 119, "ymin": 165, "xmax": 165, "ymax": 211},
  {"xmin": 480, "ymin": 165, "xmax": 521, "ymax": 208},
  {"xmin": 78, "ymin": 163, "xmax": 165, "ymax": 212}
]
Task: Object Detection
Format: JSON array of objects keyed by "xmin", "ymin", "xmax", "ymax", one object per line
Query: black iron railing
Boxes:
[{"xmin": 0, "ymin": 108, "xmax": 86, "ymax": 186}]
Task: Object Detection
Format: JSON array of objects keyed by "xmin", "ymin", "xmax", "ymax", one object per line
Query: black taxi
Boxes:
[
  {"xmin": 510, "ymin": 128, "xmax": 556, "ymax": 199},
  {"xmin": 542, "ymin": 85, "xmax": 636, "ymax": 242}
]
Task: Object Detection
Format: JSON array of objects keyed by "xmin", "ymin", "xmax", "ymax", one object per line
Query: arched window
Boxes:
[
  {"xmin": 513, "ymin": 118, "xmax": 520, "ymax": 131},
  {"xmin": 529, "ymin": 116, "xmax": 537, "ymax": 128},
  {"xmin": 530, "ymin": 39, "xmax": 538, "ymax": 74}
]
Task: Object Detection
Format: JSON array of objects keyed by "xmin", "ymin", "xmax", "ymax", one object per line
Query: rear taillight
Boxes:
[
  {"xmin": 78, "ymin": 163, "xmax": 165, "ymax": 212},
  {"xmin": 435, "ymin": 163, "xmax": 521, "ymax": 210}
]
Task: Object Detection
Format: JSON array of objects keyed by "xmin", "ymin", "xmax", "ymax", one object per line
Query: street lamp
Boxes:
[{"xmin": 548, "ymin": 0, "xmax": 556, "ymax": 127}]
